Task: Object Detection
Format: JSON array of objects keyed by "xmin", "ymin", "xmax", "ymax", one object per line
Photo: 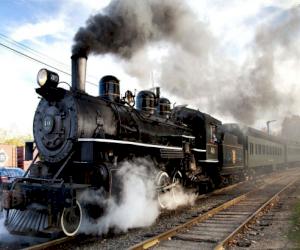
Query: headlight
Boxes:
[
  {"xmin": 37, "ymin": 68, "xmax": 59, "ymax": 88},
  {"xmin": 37, "ymin": 69, "xmax": 48, "ymax": 87}
]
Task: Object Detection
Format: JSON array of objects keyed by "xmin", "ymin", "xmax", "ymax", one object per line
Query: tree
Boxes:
[{"xmin": 0, "ymin": 128, "xmax": 33, "ymax": 146}]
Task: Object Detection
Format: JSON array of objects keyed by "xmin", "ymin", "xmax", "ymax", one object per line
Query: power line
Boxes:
[
  {"xmin": 0, "ymin": 42, "xmax": 98, "ymax": 87},
  {"xmin": 0, "ymin": 33, "xmax": 99, "ymax": 82},
  {"xmin": 0, "ymin": 33, "xmax": 70, "ymax": 69}
]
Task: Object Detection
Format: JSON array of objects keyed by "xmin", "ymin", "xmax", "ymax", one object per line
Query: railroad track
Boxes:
[
  {"xmin": 20, "ymin": 169, "xmax": 297, "ymax": 250},
  {"xmin": 129, "ymin": 173, "xmax": 300, "ymax": 250},
  {"xmin": 20, "ymin": 180, "xmax": 249, "ymax": 250},
  {"xmin": 21, "ymin": 237, "xmax": 71, "ymax": 250}
]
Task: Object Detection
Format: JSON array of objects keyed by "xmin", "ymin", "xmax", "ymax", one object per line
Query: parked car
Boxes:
[
  {"xmin": 0, "ymin": 167, "xmax": 25, "ymax": 184},
  {"xmin": 0, "ymin": 167, "xmax": 25, "ymax": 213}
]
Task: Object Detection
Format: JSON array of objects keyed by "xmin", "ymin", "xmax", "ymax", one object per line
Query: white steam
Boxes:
[
  {"xmin": 0, "ymin": 214, "xmax": 7, "ymax": 234},
  {"xmin": 78, "ymin": 158, "xmax": 196, "ymax": 235},
  {"xmin": 0, "ymin": 214, "xmax": 13, "ymax": 242},
  {"xmin": 159, "ymin": 185, "xmax": 197, "ymax": 210}
]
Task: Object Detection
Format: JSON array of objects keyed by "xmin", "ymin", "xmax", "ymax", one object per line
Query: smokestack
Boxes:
[{"xmin": 71, "ymin": 54, "xmax": 87, "ymax": 92}]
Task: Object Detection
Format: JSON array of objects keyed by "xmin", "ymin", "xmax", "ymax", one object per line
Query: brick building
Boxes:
[{"xmin": 0, "ymin": 144, "xmax": 24, "ymax": 168}]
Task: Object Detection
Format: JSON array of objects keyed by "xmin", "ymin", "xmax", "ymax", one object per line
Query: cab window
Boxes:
[{"xmin": 209, "ymin": 125, "xmax": 217, "ymax": 143}]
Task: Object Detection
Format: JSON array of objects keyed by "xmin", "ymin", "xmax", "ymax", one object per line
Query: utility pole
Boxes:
[{"xmin": 266, "ymin": 120, "xmax": 276, "ymax": 135}]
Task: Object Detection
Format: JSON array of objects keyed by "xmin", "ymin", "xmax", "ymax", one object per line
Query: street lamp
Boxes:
[{"xmin": 266, "ymin": 120, "xmax": 276, "ymax": 135}]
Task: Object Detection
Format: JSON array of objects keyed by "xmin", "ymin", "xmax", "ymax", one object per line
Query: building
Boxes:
[{"xmin": 0, "ymin": 144, "xmax": 24, "ymax": 168}]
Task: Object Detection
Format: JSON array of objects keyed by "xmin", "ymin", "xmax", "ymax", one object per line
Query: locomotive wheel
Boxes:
[
  {"xmin": 156, "ymin": 171, "xmax": 171, "ymax": 209},
  {"xmin": 172, "ymin": 170, "xmax": 183, "ymax": 204},
  {"xmin": 61, "ymin": 200, "xmax": 82, "ymax": 236}
]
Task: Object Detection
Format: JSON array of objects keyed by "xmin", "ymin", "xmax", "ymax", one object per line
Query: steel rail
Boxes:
[
  {"xmin": 22, "ymin": 237, "xmax": 72, "ymax": 250},
  {"xmin": 214, "ymin": 177, "xmax": 299, "ymax": 250},
  {"xmin": 130, "ymin": 194, "xmax": 249, "ymax": 250}
]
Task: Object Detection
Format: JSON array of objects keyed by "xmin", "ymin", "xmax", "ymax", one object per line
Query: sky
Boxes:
[{"xmin": 0, "ymin": 0, "xmax": 299, "ymax": 137}]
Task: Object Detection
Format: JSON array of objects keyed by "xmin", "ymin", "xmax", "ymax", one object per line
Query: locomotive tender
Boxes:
[{"xmin": 1, "ymin": 53, "xmax": 300, "ymax": 237}]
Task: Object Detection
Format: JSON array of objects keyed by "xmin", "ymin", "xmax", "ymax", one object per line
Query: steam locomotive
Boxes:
[{"xmin": 1, "ymin": 53, "xmax": 300, "ymax": 237}]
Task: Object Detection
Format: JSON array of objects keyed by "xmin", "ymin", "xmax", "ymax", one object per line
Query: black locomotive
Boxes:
[{"xmin": 1, "ymin": 53, "xmax": 297, "ymax": 237}]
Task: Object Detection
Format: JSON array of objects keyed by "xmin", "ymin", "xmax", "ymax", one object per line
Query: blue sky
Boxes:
[
  {"xmin": 0, "ymin": 0, "xmax": 299, "ymax": 136},
  {"xmin": 0, "ymin": 0, "xmax": 60, "ymax": 25}
]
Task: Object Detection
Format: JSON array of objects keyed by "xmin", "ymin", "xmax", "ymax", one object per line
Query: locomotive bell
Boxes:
[{"xmin": 99, "ymin": 75, "xmax": 120, "ymax": 102}]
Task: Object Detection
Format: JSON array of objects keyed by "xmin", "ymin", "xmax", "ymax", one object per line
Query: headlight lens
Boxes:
[
  {"xmin": 37, "ymin": 69, "xmax": 48, "ymax": 87},
  {"xmin": 37, "ymin": 68, "xmax": 59, "ymax": 88}
]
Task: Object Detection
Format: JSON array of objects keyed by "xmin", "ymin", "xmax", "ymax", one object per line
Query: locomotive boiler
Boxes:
[{"xmin": 1, "ymin": 53, "xmax": 223, "ymax": 237}]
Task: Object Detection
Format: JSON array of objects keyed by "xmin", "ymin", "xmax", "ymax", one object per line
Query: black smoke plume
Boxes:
[
  {"xmin": 72, "ymin": 0, "xmax": 202, "ymax": 57},
  {"xmin": 73, "ymin": 1, "xmax": 300, "ymax": 125}
]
